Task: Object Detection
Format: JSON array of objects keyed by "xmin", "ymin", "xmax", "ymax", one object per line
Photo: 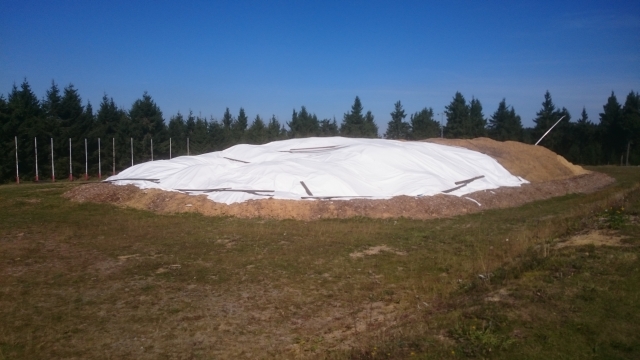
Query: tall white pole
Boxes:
[
  {"xmin": 69, "ymin": 138, "xmax": 73, "ymax": 181},
  {"xmin": 34, "ymin": 137, "xmax": 39, "ymax": 182},
  {"xmin": 170, "ymin": 138, "xmax": 172, "ymax": 159},
  {"xmin": 130, "ymin": 137, "xmax": 133, "ymax": 167},
  {"xmin": 15, "ymin": 136, "xmax": 19, "ymax": 184},
  {"xmin": 51, "ymin": 138, "xmax": 55, "ymax": 182},
  {"xmin": 535, "ymin": 116, "xmax": 566, "ymax": 146},
  {"xmin": 98, "ymin": 138, "xmax": 101, "ymax": 179},
  {"xmin": 112, "ymin": 138, "xmax": 115, "ymax": 175},
  {"xmin": 84, "ymin": 138, "xmax": 88, "ymax": 180},
  {"xmin": 151, "ymin": 138, "xmax": 153, "ymax": 161}
]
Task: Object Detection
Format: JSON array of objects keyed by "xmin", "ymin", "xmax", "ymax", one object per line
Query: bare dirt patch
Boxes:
[
  {"xmin": 349, "ymin": 245, "xmax": 407, "ymax": 259},
  {"xmin": 555, "ymin": 230, "xmax": 631, "ymax": 248},
  {"xmin": 62, "ymin": 139, "xmax": 614, "ymax": 220}
]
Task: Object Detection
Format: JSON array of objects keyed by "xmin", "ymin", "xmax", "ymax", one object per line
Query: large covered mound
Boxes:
[
  {"xmin": 64, "ymin": 138, "xmax": 615, "ymax": 220},
  {"xmin": 104, "ymin": 137, "xmax": 527, "ymax": 204}
]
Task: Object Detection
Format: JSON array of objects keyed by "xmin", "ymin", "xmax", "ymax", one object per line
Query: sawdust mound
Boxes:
[
  {"xmin": 425, "ymin": 137, "xmax": 589, "ymax": 182},
  {"xmin": 63, "ymin": 138, "xmax": 613, "ymax": 221}
]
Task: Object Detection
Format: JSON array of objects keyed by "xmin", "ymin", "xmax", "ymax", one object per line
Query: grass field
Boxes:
[{"xmin": 1, "ymin": 166, "xmax": 639, "ymax": 359}]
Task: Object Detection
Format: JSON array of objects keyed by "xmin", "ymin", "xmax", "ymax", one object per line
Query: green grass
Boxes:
[{"xmin": 0, "ymin": 167, "xmax": 639, "ymax": 359}]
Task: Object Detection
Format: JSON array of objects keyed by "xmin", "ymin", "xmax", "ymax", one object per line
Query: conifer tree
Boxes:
[
  {"xmin": 247, "ymin": 114, "xmax": 267, "ymax": 144},
  {"xmin": 621, "ymin": 91, "xmax": 640, "ymax": 165},
  {"xmin": 384, "ymin": 101, "xmax": 410, "ymax": 139},
  {"xmin": 599, "ymin": 92, "xmax": 624, "ymax": 164},
  {"xmin": 319, "ymin": 117, "xmax": 339, "ymax": 136},
  {"xmin": 468, "ymin": 97, "xmax": 487, "ymax": 137},
  {"xmin": 267, "ymin": 115, "xmax": 283, "ymax": 142},
  {"xmin": 444, "ymin": 92, "xmax": 469, "ymax": 138},
  {"xmin": 232, "ymin": 108, "xmax": 248, "ymax": 143},
  {"xmin": 487, "ymin": 99, "xmax": 523, "ymax": 141},
  {"xmin": 340, "ymin": 97, "xmax": 378, "ymax": 137},
  {"xmin": 410, "ymin": 107, "xmax": 440, "ymax": 139},
  {"xmin": 288, "ymin": 106, "xmax": 319, "ymax": 138}
]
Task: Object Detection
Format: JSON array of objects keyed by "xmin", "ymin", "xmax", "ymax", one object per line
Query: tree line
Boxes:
[{"xmin": 0, "ymin": 79, "xmax": 638, "ymax": 183}]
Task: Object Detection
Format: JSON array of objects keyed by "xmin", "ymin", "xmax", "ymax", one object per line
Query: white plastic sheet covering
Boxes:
[{"xmin": 106, "ymin": 137, "xmax": 527, "ymax": 204}]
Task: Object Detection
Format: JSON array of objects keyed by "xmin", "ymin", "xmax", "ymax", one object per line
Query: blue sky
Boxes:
[{"xmin": 1, "ymin": 0, "xmax": 638, "ymax": 132}]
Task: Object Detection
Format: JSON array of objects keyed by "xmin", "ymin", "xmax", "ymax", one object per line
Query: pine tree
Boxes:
[
  {"xmin": 487, "ymin": 99, "xmax": 523, "ymax": 141},
  {"xmin": 532, "ymin": 91, "xmax": 569, "ymax": 154},
  {"xmin": 340, "ymin": 96, "xmax": 365, "ymax": 137},
  {"xmin": 232, "ymin": 108, "xmax": 248, "ymax": 143},
  {"xmin": 621, "ymin": 91, "xmax": 640, "ymax": 165},
  {"xmin": 444, "ymin": 92, "xmax": 469, "ymax": 138},
  {"xmin": 129, "ymin": 92, "xmax": 167, "ymax": 161},
  {"xmin": 287, "ymin": 106, "xmax": 319, "ymax": 138},
  {"xmin": 267, "ymin": 115, "xmax": 283, "ymax": 142},
  {"xmin": 95, "ymin": 95, "xmax": 128, "ymax": 172},
  {"xmin": 11, "ymin": 80, "xmax": 44, "ymax": 180},
  {"xmin": 247, "ymin": 114, "xmax": 267, "ymax": 144},
  {"xmin": 468, "ymin": 97, "xmax": 487, "ymax": 137},
  {"xmin": 410, "ymin": 107, "xmax": 440, "ymax": 140},
  {"xmin": 599, "ymin": 92, "xmax": 624, "ymax": 164},
  {"xmin": 363, "ymin": 111, "xmax": 379, "ymax": 138},
  {"xmin": 318, "ymin": 117, "xmax": 339, "ymax": 136},
  {"xmin": 384, "ymin": 101, "xmax": 410, "ymax": 139}
]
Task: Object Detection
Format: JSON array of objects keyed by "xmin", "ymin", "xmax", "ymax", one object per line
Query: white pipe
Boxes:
[
  {"xmin": 69, "ymin": 138, "xmax": 72, "ymax": 181},
  {"xmin": 51, "ymin": 138, "xmax": 55, "ymax": 182},
  {"xmin": 84, "ymin": 138, "xmax": 88, "ymax": 180},
  {"xmin": 535, "ymin": 116, "xmax": 566, "ymax": 146},
  {"xmin": 98, "ymin": 138, "xmax": 101, "ymax": 179},
  {"xmin": 34, "ymin": 137, "xmax": 39, "ymax": 182},
  {"xmin": 15, "ymin": 136, "xmax": 19, "ymax": 184},
  {"xmin": 112, "ymin": 138, "xmax": 115, "ymax": 175}
]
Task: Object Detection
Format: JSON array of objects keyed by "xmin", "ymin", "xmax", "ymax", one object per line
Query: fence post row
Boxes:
[{"xmin": 11, "ymin": 136, "xmax": 193, "ymax": 183}]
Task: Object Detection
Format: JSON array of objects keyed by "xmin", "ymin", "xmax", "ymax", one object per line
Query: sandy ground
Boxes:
[{"xmin": 63, "ymin": 138, "xmax": 614, "ymax": 220}]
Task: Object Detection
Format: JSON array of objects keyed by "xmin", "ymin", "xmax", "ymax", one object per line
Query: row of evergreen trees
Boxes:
[
  {"xmin": 0, "ymin": 79, "xmax": 638, "ymax": 183},
  {"xmin": 385, "ymin": 90, "xmax": 640, "ymax": 167}
]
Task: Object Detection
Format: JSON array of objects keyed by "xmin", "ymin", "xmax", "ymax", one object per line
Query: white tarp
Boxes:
[{"xmin": 106, "ymin": 137, "xmax": 527, "ymax": 204}]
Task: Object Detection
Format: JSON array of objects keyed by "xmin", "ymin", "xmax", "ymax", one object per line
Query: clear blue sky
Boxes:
[{"xmin": 1, "ymin": 0, "xmax": 638, "ymax": 132}]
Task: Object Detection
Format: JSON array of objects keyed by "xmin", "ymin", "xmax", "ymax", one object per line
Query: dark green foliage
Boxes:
[
  {"xmin": 340, "ymin": 96, "xmax": 378, "ymax": 138},
  {"xmin": 246, "ymin": 115, "xmax": 267, "ymax": 144},
  {"xmin": 621, "ymin": 91, "xmax": 640, "ymax": 165},
  {"xmin": 3, "ymin": 80, "xmax": 640, "ymax": 182},
  {"xmin": 599, "ymin": 92, "xmax": 625, "ymax": 164},
  {"xmin": 532, "ymin": 91, "xmax": 572, "ymax": 155},
  {"xmin": 232, "ymin": 108, "xmax": 248, "ymax": 143},
  {"xmin": 384, "ymin": 101, "xmax": 410, "ymax": 139},
  {"xmin": 409, "ymin": 107, "xmax": 440, "ymax": 139},
  {"xmin": 444, "ymin": 92, "xmax": 471, "ymax": 138},
  {"xmin": 288, "ymin": 106, "xmax": 319, "ymax": 138},
  {"xmin": 487, "ymin": 99, "xmax": 523, "ymax": 141},
  {"xmin": 468, "ymin": 97, "xmax": 487, "ymax": 137},
  {"xmin": 318, "ymin": 117, "xmax": 339, "ymax": 137},
  {"xmin": 129, "ymin": 92, "xmax": 167, "ymax": 162},
  {"xmin": 267, "ymin": 115, "xmax": 285, "ymax": 142}
]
